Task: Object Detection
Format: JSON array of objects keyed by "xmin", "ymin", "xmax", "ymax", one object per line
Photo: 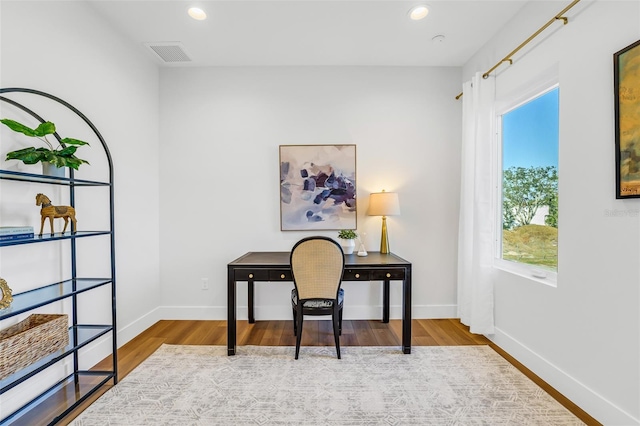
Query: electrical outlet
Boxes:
[{"xmin": 201, "ymin": 278, "xmax": 209, "ymax": 290}]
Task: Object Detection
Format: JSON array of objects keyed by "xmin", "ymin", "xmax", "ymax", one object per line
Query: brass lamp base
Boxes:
[{"xmin": 380, "ymin": 216, "xmax": 390, "ymax": 254}]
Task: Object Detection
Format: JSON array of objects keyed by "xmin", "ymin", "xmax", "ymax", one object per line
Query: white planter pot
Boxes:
[
  {"xmin": 42, "ymin": 162, "xmax": 65, "ymax": 178},
  {"xmin": 340, "ymin": 239, "xmax": 355, "ymax": 255}
]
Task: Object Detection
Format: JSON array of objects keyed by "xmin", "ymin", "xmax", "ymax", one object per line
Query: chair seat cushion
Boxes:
[{"xmin": 291, "ymin": 288, "xmax": 344, "ymax": 308}]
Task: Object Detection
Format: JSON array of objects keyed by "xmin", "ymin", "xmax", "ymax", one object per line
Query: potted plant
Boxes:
[
  {"xmin": 1, "ymin": 118, "xmax": 89, "ymax": 175},
  {"xmin": 338, "ymin": 229, "xmax": 357, "ymax": 254}
]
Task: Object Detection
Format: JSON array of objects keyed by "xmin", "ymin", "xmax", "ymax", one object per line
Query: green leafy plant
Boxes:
[
  {"xmin": 338, "ymin": 229, "xmax": 357, "ymax": 239},
  {"xmin": 1, "ymin": 119, "xmax": 90, "ymax": 170}
]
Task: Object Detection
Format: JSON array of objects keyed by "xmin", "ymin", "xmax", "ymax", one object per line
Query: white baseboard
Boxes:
[
  {"xmin": 490, "ymin": 327, "xmax": 639, "ymax": 426},
  {"xmin": 156, "ymin": 305, "xmax": 227, "ymax": 320},
  {"xmin": 117, "ymin": 307, "xmax": 165, "ymax": 346}
]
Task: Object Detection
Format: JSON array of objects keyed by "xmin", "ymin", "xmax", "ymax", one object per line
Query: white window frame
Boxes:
[{"xmin": 493, "ymin": 77, "xmax": 559, "ymax": 286}]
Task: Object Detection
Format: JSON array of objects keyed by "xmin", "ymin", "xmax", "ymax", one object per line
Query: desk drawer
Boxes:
[
  {"xmin": 370, "ymin": 269, "xmax": 405, "ymax": 280},
  {"xmin": 269, "ymin": 270, "xmax": 292, "ymax": 281},
  {"xmin": 343, "ymin": 270, "xmax": 370, "ymax": 281},
  {"xmin": 234, "ymin": 269, "xmax": 269, "ymax": 281}
]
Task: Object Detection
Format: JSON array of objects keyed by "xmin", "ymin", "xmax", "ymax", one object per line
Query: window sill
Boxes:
[{"xmin": 493, "ymin": 258, "xmax": 557, "ymax": 287}]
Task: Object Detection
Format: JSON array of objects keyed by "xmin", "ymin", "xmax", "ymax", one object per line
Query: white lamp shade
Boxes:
[{"xmin": 368, "ymin": 192, "xmax": 400, "ymax": 216}]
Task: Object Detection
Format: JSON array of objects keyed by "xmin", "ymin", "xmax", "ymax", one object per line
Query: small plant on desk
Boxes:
[
  {"xmin": 338, "ymin": 229, "xmax": 357, "ymax": 240},
  {"xmin": 338, "ymin": 230, "xmax": 357, "ymax": 254}
]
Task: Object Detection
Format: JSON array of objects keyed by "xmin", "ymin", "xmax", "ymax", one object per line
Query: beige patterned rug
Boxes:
[{"xmin": 71, "ymin": 345, "xmax": 583, "ymax": 425}]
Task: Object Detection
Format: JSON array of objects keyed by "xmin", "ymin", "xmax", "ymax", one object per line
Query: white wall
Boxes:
[
  {"xmin": 158, "ymin": 66, "xmax": 462, "ymax": 321},
  {"xmin": 0, "ymin": 0, "xmax": 161, "ymax": 371},
  {"xmin": 463, "ymin": 1, "xmax": 640, "ymax": 424}
]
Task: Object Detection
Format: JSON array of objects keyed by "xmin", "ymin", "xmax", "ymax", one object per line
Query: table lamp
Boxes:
[{"xmin": 367, "ymin": 190, "xmax": 400, "ymax": 254}]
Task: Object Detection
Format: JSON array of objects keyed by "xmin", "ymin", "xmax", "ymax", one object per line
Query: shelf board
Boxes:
[
  {"xmin": 0, "ymin": 169, "xmax": 109, "ymax": 186},
  {"xmin": 0, "ymin": 325, "xmax": 114, "ymax": 394},
  {"xmin": 0, "ymin": 278, "xmax": 112, "ymax": 320},
  {"xmin": 0, "ymin": 230, "xmax": 111, "ymax": 247},
  {"xmin": 0, "ymin": 370, "xmax": 115, "ymax": 426}
]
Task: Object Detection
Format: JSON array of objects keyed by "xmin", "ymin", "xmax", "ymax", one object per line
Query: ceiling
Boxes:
[{"xmin": 87, "ymin": 0, "xmax": 527, "ymax": 67}]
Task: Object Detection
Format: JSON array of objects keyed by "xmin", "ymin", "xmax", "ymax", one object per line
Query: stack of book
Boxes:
[{"xmin": 0, "ymin": 226, "xmax": 35, "ymax": 242}]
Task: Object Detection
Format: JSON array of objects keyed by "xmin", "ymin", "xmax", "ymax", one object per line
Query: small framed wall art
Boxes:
[
  {"xmin": 614, "ymin": 39, "xmax": 640, "ymax": 198},
  {"xmin": 279, "ymin": 144, "xmax": 356, "ymax": 231}
]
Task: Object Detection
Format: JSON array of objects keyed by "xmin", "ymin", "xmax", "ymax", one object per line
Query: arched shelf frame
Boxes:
[{"xmin": 0, "ymin": 87, "xmax": 117, "ymax": 425}]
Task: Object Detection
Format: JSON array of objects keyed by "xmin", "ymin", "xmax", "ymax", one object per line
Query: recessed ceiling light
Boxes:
[
  {"xmin": 188, "ymin": 7, "xmax": 207, "ymax": 21},
  {"xmin": 408, "ymin": 5, "xmax": 429, "ymax": 21}
]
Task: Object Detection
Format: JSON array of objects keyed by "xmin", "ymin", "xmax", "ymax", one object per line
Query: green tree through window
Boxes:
[{"xmin": 502, "ymin": 165, "xmax": 558, "ymax": 229}]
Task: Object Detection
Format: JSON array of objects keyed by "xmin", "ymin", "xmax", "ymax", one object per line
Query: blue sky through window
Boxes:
[{"xmin": 502, "ymin": 87, "xmax": 559, "ymax": 169}]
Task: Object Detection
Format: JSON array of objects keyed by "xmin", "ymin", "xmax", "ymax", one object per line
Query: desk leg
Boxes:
[
  {"xmin": 382, "ymin": 279, "xmax": 390, "ymax": 323},
  {"xmin": 227, "ymin": 267, "xmax": 236, "ymax": 356},
  {"xmin": 402, "ymin": 267, "xmax": 412, "ymax": 354},
  {"xmin": 248, "ymin": 280, "xmax": 255, "ymax": 324}
]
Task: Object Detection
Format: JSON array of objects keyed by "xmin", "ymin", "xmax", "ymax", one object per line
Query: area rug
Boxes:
[{"xmin": 71, "ymin": 345, "xmax": 583, "ymax": 425}]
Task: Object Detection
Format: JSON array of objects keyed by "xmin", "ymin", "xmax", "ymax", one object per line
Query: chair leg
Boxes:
[
  {"xmin": 295, "ymin": 309, "xmax": 304, "ymax": 360},
  {"xmin": 339, "ymin": 307, "xmax": 343, "ymax": 336},
  {"xmin": 332, "ymin": 306, "xmax": 341, "ymax": 359},
  {"xmin": 292, "ymin": 307, "xmax": 297, "ymax": 336}
]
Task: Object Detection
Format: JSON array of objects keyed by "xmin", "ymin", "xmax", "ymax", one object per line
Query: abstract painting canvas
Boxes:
[{"xmin": 280, "ymin": 145, "xmax": 356, "ymax": 231}]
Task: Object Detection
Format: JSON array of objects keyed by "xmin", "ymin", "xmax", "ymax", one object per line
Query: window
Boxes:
[{"xmin": 498, "ymin": 86, "xmax": 559, "ymax": 279}]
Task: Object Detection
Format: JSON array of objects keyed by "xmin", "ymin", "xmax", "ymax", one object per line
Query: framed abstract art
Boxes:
[
  {"xmin": 279, "ymin": 144, "xmax": 356, "ymax": 230},
  {"xmin": 614, "ymin": 39, "xmax": 640, "ymax": 198}
]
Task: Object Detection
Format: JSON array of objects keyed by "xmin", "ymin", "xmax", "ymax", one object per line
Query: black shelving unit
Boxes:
[{"xmin": 0, "ymin": 88, "xmax": 116, "ymax": 425}]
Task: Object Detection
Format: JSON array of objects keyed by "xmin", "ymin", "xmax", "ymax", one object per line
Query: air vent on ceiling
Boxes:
[{"xmin": 144, "ymin": 42, "xmax": 192, "ymax": 63}]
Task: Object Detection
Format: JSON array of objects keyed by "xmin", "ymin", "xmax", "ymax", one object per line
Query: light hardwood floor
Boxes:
[{"xmin": 18, "ymin": 319, "xmax": 599, "ymax": 425}]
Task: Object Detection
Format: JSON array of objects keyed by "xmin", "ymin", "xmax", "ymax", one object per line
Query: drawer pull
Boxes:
[
  {"xmin": 386, "ymin": 273, "xmax": 391, "ymax": 278},
  {"xmin": 248, "ymin": 273, "xmax": 253, "ymax": 279},
  {"xmin": 281, "ymin": 274, "xmax": 285, "ymax": 279},
  {"xmin": 355, "ymin": 273, "xmax": 360, "ymax": 278}
]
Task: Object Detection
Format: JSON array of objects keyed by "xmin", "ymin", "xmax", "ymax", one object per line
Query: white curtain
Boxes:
[{"xmin": 457, "ymin": 72, "xmax": 496, "ymax": 335}]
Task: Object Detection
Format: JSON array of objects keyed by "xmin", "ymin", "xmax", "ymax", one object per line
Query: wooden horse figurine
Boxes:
[{"xmin": 35, "ymin": 193, "xmax": 77, "ymax": 236}]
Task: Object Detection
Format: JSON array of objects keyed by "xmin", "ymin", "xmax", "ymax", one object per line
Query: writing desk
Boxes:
[{"xmin": 227, "ymin": 251, "xmax": 412, "ymax": 355}]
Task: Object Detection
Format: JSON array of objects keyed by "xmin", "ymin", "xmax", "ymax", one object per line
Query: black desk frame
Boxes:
[{"xmin": 227, "ymin": 251, "xmax": 412, "ymax": 355}]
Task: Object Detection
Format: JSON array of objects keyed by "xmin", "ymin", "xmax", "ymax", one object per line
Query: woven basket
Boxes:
[{"xmin": 0, "ymin": 314, "xmax": 69, "ymax": 380}]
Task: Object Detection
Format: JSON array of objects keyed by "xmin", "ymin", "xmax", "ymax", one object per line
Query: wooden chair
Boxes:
[{"xmin": 290, "ymin": 236, "xmax": 345, "ymax": 359}]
